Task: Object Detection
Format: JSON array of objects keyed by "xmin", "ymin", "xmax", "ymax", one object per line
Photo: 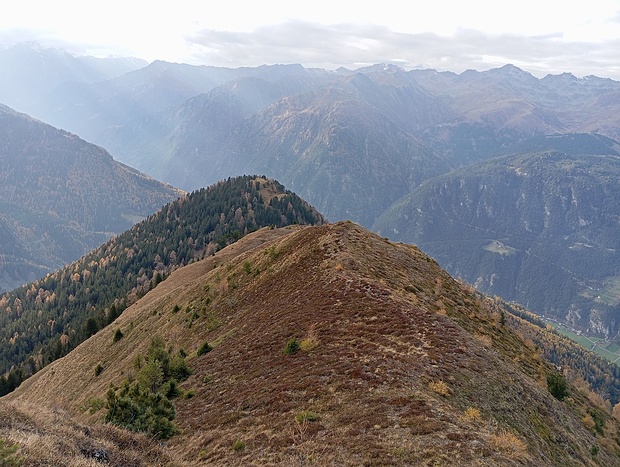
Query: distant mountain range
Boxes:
[
  {"xmin": 6, "ymin": 42, "xmax": 620, "ymax": 224},
  {"xmin": 0, "ymin": 41, "xmax": 146, "ymax": 115},
  {"xmin": 0, "ymin": 103, "xmax": 183, "ymax": 292},
  {"xmin": 5, "ymin": 41, "xmax": 620, "ymax": 339}
]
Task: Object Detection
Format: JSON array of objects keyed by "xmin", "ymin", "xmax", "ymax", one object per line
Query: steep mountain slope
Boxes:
[
  {"xmin": 90, "ymin": 63, "xmax": 620, "ymax": 228},
  {"xmin": 7, "ymin": 52, "xmax": 620, "ymax": 228},
  {"xmin": 226, "ymin": 84, "xmax": 451, "ymax": 226},
  {"xmin": 0, "ymin": 399, "xmax": 173, "ymax": 466},
  {"xmin": 33, "ymin": 62, "xmax": 326, "ymax": 151},
  {"xmin": 0, "ymin": 175, "xmax": 323, "ymax": 396},
  {"xmin": 373, "ymin": 150, "xmax": 620, "ymax": 338},
  {"xmin": 30, "ymin": 60, "xmax": 241, "ymax": 147},
  {"xmin": 0, "ymin": 215, "xmax": 51, "ymax": 294},
  {"xmin": 106, "ymin": 72, "xmax": 332, "ymax": 176},
  {"xmin": 0, "ymin": 104, "xmax": 183, "ymax": 292},
  {"xmin": 119, "ymin": 75, "xmax": 451, "ymax": 227},
  {"xmin": 7, "ymin": 222, "xmax": 620, "ymax": 466},
  {"xmin": 502, "ymin": 133, "xmax": 620, "ymax": 157},
  {"xmin": 5, "ymin": 50, "xmax": 620, "ymax": 185},
  {"xmin": 82, "ymin": 62, "xmax": 620, "ymax": 178}
]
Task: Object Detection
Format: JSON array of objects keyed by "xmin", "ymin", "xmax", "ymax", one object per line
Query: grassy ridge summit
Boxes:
[
  {"xmin": 374, "ymin": 150, "xmax": 620, "ymax": 339},
  {"xmin": 6, "ymin": 221, "xmax": 620, "ymax": 465},
  {"xmin": 0, "ymin": 103, "xmax": 184, "ymax": 292},
  {"xmin": 0, "ymin": 175, "xmax": 323, "ymax": 396}
]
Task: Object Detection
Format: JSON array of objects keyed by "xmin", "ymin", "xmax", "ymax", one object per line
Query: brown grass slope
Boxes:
[{"xmin": 5, "ymin": 221, "xmax": 620, "ymax": 466}]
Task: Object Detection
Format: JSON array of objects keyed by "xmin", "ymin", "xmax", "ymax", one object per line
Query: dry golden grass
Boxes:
[
  {"xmin": 0, "ymin": 400, "xmax": 174, "ymax": 466},
  {"xmin": 299, "ymin": 323, "xmax": 320, "ymax": 352},
  {"xmin": 475, "ymin": 333, "xmax": 493, "ymax": 348},
  {"xmin": 462, "ymin": 407, "xmax": 484, "ymax": 424},
  {"xmin": 488, "ymin": 430, "xmax": 528, "ymax": 460},
  {"xmin": 428, "ymin": 380, "xmax": 450, "ymax": 396},
  {"xmin": 582, "ymin": 413, "xmax": 597, "ymax": 431},
  {"xmin": 613, "ymin": 402, "xmax": 620, "ymax": 422}
]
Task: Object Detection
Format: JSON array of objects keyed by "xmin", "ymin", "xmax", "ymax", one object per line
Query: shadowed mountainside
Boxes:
[
  {"xmin": 0, "ymin": 104, "xmax": 184, "ymax": 292},
  {"xmin": 374, "ymin": 150, "xmax": 620, "ymax": 338}
]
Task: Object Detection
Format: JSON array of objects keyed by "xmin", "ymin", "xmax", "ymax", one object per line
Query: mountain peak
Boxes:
[
  {"xmin": 487, "ymin": 64, "xmax": 538, "ymax": 83},
  {"xmin": 356, "ymin": 62, "xmax": 405, "ymax": 74}
]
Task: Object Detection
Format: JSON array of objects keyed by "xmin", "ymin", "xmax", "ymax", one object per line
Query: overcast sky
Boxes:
[{"xmin": 1, "ymin": 0, "xmax": 620, "ymax": 80}]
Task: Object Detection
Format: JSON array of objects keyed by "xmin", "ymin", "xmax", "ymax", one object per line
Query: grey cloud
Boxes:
[{"xmin": 186, "ymin": 20, "xmax": 620, "ymax": 80}]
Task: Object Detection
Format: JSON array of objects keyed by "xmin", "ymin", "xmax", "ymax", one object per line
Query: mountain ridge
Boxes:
[
  {"xmin": 5, "ymin": 221, "xmax": 620, "ymax": 465},
  {"xmin": 0, "ymin": 42, "xmax": 146, "ymax": 115},
  {"xmin": 0, "ymin": 175, "xmax": 323, "ymax": 396}
]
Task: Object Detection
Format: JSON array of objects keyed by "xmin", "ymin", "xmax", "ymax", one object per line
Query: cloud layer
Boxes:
[{"xmin": 187, "ymin": 21, "xmax": 620, "ymax": 79}]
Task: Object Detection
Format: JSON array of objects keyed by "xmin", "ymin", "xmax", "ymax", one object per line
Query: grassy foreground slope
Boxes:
[{"xmin": 6, "ymin": 222, "xmax": 620, "ymax": 466}]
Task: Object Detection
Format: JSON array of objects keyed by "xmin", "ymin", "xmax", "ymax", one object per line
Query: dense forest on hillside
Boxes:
[
  {"xmin": 374, "ymin": 151, "xmax": 620, "ymax": 338},
  {"xmin": 0, "ymin": 176, "xmax": 323, "ymax": 395}
]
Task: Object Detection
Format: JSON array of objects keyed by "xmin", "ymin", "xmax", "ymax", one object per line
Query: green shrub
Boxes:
[
  {"xmin": 94, "ymin": 363, "xmax": 104, "ymax": 376},
  {"xmin": 232, "ymin": 439, "xmax": 246, "ymax": 452},
  {"xmin": 84, "ymin": 397, "xmax": 106, "ymax": 414},
  {"xmin": 283, "ymin": 338, "xmax": 300, "ymax": 355},
  {"xmin": 197, "ymin": 342, "xmax": 212, "ymax": 356},
  {"xmin": 589, "ymin": 409, "xmax": 606, "ymax": 435},
  {"xmin": 547, "ymin": 372, "xmax": 569, "ymax": 401},
  {"xmin": 161, "ymin": 380, "xmax": 183, "ymax": 399},
  {"xmin": 266, "ymin": 245, "xmax": 279, "ymax": 260},
  {"xmin": 112, "ymin": 329, "xmax": 123, "ymax": 342},
  {"xmin": 146, "ymin": 337, "xmax": 168, "ymax": 365},
  {"xmin": 171, "ymin": 304, "xmax": 180, "ymax": 314},
  {"xmin": 105, "ymin": 382, "xmax": 177, "ymax": 440},
  {"xmin": 104, "ymin": 336, "xmax": 193, "ymax": 440},
  {"xmin": 295, "ymin": 410, "xmax": 318, "ymax": 423},
  {"xmin": 137, "ymin": 360, "xmax": 164, "ymax": 393},
  {"xmin": 169, "ymin": 354, "xmax": 192, "ymax": 381}
]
